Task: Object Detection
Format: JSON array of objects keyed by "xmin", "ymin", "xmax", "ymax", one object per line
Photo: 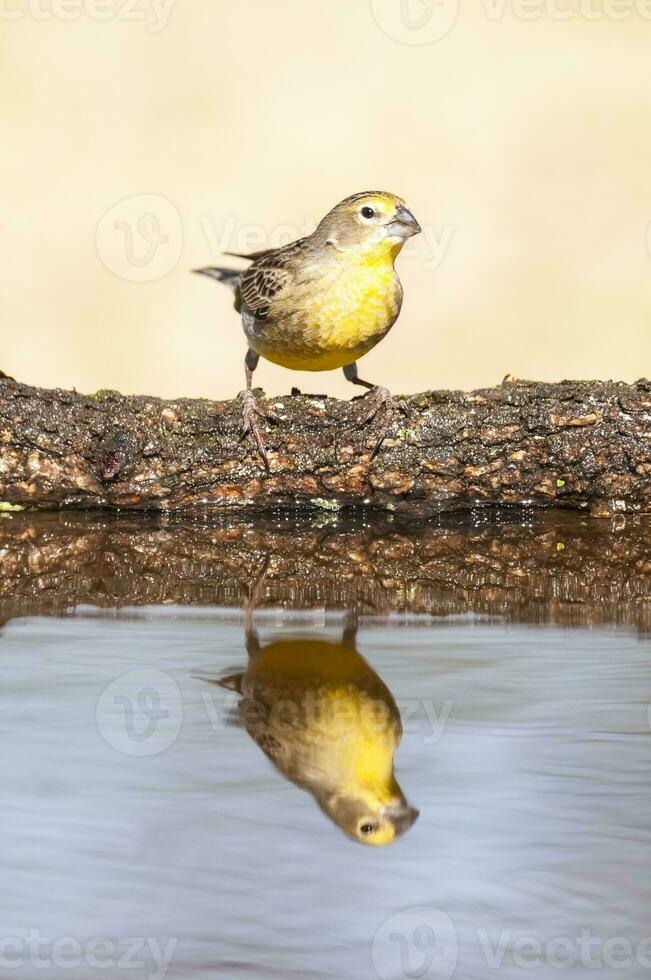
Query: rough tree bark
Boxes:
[{"xmin": 0, "ymin": 375, "xmax": 649, "ymax": 517}]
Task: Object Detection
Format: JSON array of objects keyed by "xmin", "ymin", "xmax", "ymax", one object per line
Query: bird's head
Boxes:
[
  {"xmin": 319, "ymin": 785, "xmax": 419, "ymax": 847},
  {"xmin": 316, "ymin": 191, "xmax": 421, "ymax": 258}
]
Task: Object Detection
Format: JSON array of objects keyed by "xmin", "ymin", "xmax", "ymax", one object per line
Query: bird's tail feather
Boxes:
[
  {"xmin": 192, "ymin": 267, "xmax": 241, "ymax": 291},
  {"xmin": 193, "ymin": 671, "xmax": 244, "ymax": 694}
]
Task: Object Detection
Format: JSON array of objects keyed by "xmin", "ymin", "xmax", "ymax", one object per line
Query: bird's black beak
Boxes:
[{"xmin": 385, "ymin": 205, "xmax": 422, "ymax": 240}]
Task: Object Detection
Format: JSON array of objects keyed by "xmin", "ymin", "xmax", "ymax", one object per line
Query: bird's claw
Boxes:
[
  {"xmin": 360, "ymin": 386, "xmax": 406, "ymax": 459},
  {"xmin": 239, "ymin": 390, "xmax": 276, "ymax": 473}
]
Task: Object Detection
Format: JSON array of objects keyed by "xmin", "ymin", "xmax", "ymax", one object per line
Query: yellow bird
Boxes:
[
  {"xmin": 194, "ymin": 191, "xmax": 421, "ymax": 470},
  {"xmin": 202, "ymin": 617, "xmax": 419, "ymax": 846}
]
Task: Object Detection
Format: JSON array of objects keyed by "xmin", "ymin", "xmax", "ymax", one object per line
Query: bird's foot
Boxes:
[
  {"xmin": 360, "ymin": 385, "xmax": 408, "ymax": 459},
  {"xmin": 239, "ymin": 390, "xmax": 278, "ymax": 474}
]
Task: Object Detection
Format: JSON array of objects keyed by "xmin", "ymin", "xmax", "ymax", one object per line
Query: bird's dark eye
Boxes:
[
  {"xmin": 361, "ymin": 206, "xmax": 375, "ymax": 220},
  {"xmin": 360, "ymin": 823, "xmax": 377, "ymax": 835}
]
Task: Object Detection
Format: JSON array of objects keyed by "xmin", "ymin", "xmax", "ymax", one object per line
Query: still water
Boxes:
[{"xmin": 1, "ymin": 513, "xmax": 650, "ymax": 980}]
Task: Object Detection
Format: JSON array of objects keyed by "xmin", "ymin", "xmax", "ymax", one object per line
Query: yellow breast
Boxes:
[{"xmin": 252, "ymin": 245, "xmax": 403, "ymax": 371}]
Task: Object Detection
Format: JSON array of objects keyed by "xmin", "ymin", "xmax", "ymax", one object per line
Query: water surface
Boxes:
[{"xmin": 1, "ymin": 513, "xmax": 650, "ymax": 979}]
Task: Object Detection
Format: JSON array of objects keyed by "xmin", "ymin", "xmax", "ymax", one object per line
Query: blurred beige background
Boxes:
[{"xmin": 1, "ymin": 0, "xmax": 650, "ymax": 400}]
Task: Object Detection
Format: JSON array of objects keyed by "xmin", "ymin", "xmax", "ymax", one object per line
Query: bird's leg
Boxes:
[
  {"xmin": 342, "ymin": 612, "xmax": 358, "ymax": 650},
  {"xmin": 239, "ymin": 349, "xmax": 277, "ymax": 474},
  {"xmin": 244, "ymin": 553, "xmax": 270, "ymax": 658},
  {"xmin": 343, "ymin": 363, "xmax": 407, "ymax": 459}
]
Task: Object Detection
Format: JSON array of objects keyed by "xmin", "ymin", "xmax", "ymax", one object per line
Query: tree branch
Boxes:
[{"xmin": 0, "ymin": 375, "xmax": 649, "ymax": 516}]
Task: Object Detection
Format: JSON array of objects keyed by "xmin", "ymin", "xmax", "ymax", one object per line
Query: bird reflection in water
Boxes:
[{"xmin": 202, "ymin": 582, "xmax": 418, "ymax": 846}]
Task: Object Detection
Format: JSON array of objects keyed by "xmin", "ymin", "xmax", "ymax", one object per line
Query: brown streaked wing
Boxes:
[{"xmin": 239, "ymin": 238, "xmax": 308, "ymax": 318}]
